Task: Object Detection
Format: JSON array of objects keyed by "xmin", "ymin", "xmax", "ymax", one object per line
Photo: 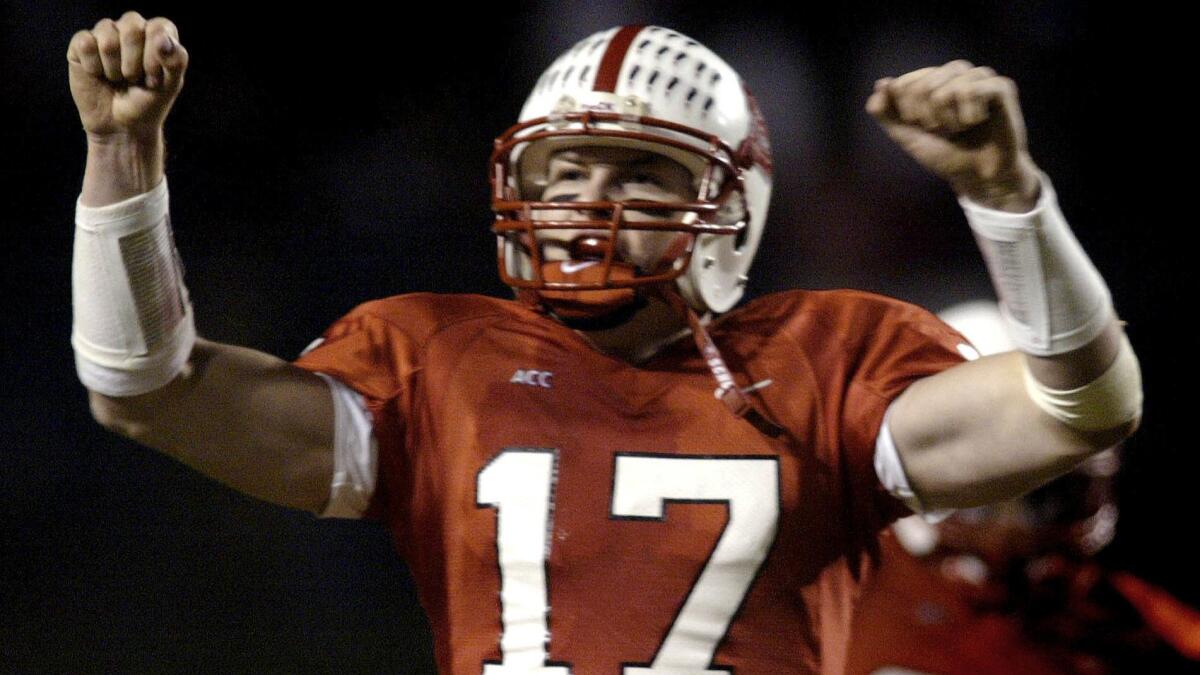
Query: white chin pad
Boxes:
[{"xmin": 72, "ymin": 178, "xmax": 196, "ymax": 396}]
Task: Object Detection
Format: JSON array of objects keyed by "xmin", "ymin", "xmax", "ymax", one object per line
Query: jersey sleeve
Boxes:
[
  {"xmin": 838, "ymin": 297, "xmax": 972, "ymax": 533},
  {"xmin": 310, "ymin": 371, "xmax": 379, "ymax": 519},
  {"xmin": 291, "ymin": 301, "xmax": 417, "ymax": 523}
]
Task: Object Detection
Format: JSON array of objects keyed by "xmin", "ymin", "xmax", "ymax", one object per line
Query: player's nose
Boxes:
[{"xmin": 567, "ymin": 170, "xmax": 619, "ymax": 221}]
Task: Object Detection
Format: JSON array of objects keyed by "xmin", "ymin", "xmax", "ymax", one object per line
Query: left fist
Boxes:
[{"xmin": 866, "ymin": 60, "xmax": 1040, "ymax": 212}]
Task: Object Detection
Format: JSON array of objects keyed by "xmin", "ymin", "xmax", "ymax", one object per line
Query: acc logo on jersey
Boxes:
[{"xmin": 510, "ymin": 369, "xmax": 554, "ymax": 388}]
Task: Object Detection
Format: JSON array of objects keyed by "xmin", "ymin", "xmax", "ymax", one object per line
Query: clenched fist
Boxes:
[
  {"xmin": 67, "ymin": 11, "xmax": 188, "ymax": 140},
  {"xmin": 866, "ymin": 60, "xmax": 1040, "ymax": 212}
]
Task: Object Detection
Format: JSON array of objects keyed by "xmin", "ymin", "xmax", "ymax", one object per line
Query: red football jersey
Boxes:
[{"xmin": 293, "ymin": 289, "xmax": 969, "ymax": 674}]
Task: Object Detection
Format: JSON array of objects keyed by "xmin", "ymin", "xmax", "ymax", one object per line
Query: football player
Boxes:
[{"xmin": 69, "ymin": 14, "xmax": 1142, "ymax": 674}]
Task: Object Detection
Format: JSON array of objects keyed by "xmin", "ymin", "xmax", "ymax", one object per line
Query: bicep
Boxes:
[
  {"xmin": 887, "ymin": 351, "xmax": 1104, "ymax": 510},
  {"xmin": 89, "ymin": 336, "xmax": 335, "ymax": 512}
]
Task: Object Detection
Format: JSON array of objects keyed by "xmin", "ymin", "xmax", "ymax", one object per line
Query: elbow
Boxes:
[
  {"xmin": 88, "ymin": 389, "xmax": 132, "ymax": 435},
  {"xmin": 85, "ymin": 360, "xmax": 195, "ymax": 440},
  {"xmin": 88, "ymin": 392, "xmax": 149, "ymax": 443},
  {"xmin": 1076, "ymin": 410, "xmax": 1141, "ymax": 454},
  {"xmin": 1026, "ymin": 331, "xmax": 1143, "ymax": 452},
  {"xmin": 86, "ymin": 388, "xmax": 158, "ymax": 441},
  {"xmin": 82, "ymin": 341, "xmax": 208, "ymax": 438}
]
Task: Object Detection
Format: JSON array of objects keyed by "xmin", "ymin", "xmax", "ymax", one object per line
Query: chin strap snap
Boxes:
[
  {"xmin": 657, "ymin": 288, "xmax": 784, "ymax": 437},
  {"xmin": 521, "ymin": 281, "xmax": 784, "ymax": 437}
]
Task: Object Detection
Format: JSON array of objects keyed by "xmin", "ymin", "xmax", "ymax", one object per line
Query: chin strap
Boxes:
[
  {"xmin": 657, "ymin": 288, "xmax": 784, "ymax": 437},
  {"xmin": 518, "ymin": 280, "xmax": 784, "ymax": 437},
  {"xmin": 516, "ymin": 287, "xmax": 549, "ymax": 313}
]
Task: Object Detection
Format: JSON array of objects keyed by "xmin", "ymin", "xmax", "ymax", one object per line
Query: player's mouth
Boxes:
[
  {"xmin": 545, "ymin": 234, "xmax": 645, "ymax": 277},
  {"xmin": 528, "ymin": 234, "xmax": 644, "ymax": 321}
]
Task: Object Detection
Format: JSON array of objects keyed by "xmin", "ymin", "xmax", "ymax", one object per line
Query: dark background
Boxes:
[{"xmin": 2, "ymin": 1, "xmax": 1183, "ymax": 672}]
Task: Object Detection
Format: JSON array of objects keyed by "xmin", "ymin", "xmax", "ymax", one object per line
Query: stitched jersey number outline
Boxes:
[{"xmin": 477, "ymin": 449, "xmax": 780, "ymax": 673}]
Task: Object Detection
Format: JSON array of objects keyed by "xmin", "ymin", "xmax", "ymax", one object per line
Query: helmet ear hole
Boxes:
[
  {"xmin": 734, "ymin": 223, "xmax": 749, "ymax": 251},
  {"xmin": 733, "ymin": 193, "xmax": 749, "ymax": 250},
  {"xmin": 714, "ymin": 191, "xmax": 749, "ymax": 250}
]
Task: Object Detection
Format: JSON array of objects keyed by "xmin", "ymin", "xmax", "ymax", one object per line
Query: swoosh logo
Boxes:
[{"xmin": 560, "ymin": 260, "xmax": 599, "ymax": 274}]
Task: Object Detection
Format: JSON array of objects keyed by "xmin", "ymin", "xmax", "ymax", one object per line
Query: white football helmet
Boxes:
[{"xmin": 491, "ymin": 25, "xmax": 772, "ymax": 314}]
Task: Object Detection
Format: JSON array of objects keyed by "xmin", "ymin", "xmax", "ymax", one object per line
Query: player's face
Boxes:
[{"xmin": 535, "ymin": 146, "xmax": 695, "ymax": 272}]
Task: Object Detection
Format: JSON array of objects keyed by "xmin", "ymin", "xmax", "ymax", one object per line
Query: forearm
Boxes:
[
  {"xmin": 76, "ymin": 164, "xmax": 337, "ymax": 513},
  {"xmin": 964, "ymin": 174, "xmax": 1141, "ymax": 432},
  {"xmin": 76, "ymin": 150, "xmax": 335, "ymax": 512},
  {"xmin": 954, "ymin": 155, "xmax": 1125, "ymax": 387},
  {"xmin": 81, "ymin": 129, "xmax": 164, "ymax": 207}
]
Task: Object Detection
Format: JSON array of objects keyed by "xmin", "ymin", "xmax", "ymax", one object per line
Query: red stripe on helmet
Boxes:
[{"xmin": 594, "ymin": 25, "xmax": 644, "ymax": 92}]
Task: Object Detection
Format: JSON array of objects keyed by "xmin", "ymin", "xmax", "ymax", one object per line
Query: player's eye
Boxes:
[
  {"xmin": 628, "ymin": 172, "xmax": 664, "ymax": 187},
  {"xmin": 551, "ymin": 168, "xmax": 586, "ymax": 183}
]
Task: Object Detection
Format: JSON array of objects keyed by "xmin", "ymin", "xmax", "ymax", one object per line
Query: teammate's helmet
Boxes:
[{"xmin": 491, "ymin": 25, "xmax": 772, "ymax": 314}]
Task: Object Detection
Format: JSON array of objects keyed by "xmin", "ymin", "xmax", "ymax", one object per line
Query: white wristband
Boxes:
[
  {"xmin": 72, "ymin": 178, "xmax": 196, "ymax": 396},
  {"xmin": 960, "ymin": 172, "xmax": 1113, "ymax": 356}
]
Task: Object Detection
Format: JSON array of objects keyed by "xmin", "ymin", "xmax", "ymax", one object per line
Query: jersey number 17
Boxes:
[{"xmin": 477, "ymin": 448, "xmax": 781, "ymax": 674}]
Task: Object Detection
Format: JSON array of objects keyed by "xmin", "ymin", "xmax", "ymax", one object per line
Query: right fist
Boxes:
[{"xmin": 67, "ymin": 12, "xmax": 188, "ymax": 139}]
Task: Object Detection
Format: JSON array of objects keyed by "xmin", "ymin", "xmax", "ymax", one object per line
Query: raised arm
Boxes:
[
  {"xmin": 865, "ymin": 61, "xmax": 1142, "ymax": 510},
  {"xmin": 69, "ymin": 12, "xmax": 336, "ymax": 513}
]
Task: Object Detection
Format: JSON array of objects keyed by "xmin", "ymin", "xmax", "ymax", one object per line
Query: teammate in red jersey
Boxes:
[{"xmin": 69, "ymin": 14, "xmax": 1142, "ymax": 674}]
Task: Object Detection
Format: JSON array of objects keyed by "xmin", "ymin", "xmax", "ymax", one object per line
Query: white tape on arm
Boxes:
[
  {"xmin": 1022, "ymin": 333, "xmax": 1143, "ymax": 432},
  {"xmin": 72, "ymin": 178, "xmax": 196, "ymax": 396},
  {"xmin": 962, "ymin": 173, "xmax": 1142, "ymax": 431},
  {"xmin": 960, "ymin": 172, "xmax": 1113, "ymax": 356}
]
